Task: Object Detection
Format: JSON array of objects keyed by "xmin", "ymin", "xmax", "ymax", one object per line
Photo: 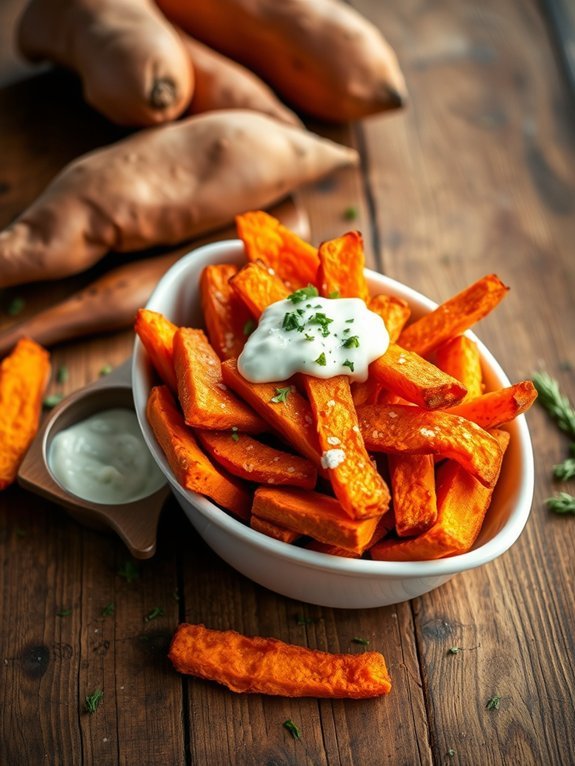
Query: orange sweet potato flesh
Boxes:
[
  {"xmin": 229, "ymin": 260, "xmax": 290, "ymax": 318},
  {"xmin": 370, "ymin": 344, "xmax": 468, "ymax": 410},
  {"xmin": 388, "ymin": 454, "xmax": 437, "ymax": 537},
  {"xmin": 0, "ymin": 338, "xmax": 51, "ymax": 490},
  {"xmin": 250, "ymin": 515, "xmax": 300, "ymax": 544},
  {"xmin": 252, "ymin": 487, "xmax": 381, "ymax": 554},
  {"xmin": 358, "ymin": 403, "xmax": 503, "ymax": 488},
  {"xmin": 398, "ymin": 275, "xmax": 509, "ymax": 357},
  {"xmin": 446, "ymin": 381, "xmax": 538, "ymax": 429},
  {"xmin": 18, "ymin": 0, "xmax": 193, "ymax": 126},
  {"xmin": 221, "ymin": 359, "xmax": 322, "ymax": 467},
  {"xmin": 0, "ymin": 111, "xmax": 357, "ymax": 288},
  {"xmin": 317, "ymin": 231, "xmax": 369, "ymax": 301},
  {"xmin": 303, "ymin": 375, "xmax": 390, "ymax": 519},
  {"xmin": 368, "ymin": 294, "xmax": 411, "ymax": 344},
  {"xmin": 196, "ymin": 430, "xmax": 317, "ymax": 489},
  {"xmin": 371, "ymin": 430, "xmax": 510, "ymax": 560},
  {"xmin": 173, "ymin": 328, "xmax": 266, "ymax": 433},
  {"xmin": 236, "ymin": 211, "xmax": 319, "ymax": 289},
  {"xmin": 146, "ymin": 385, "xmax": 250, "ymax": 519},
  {"xmin": 169, "ymin": 623, "xmax": 392, "ymax": 697},
  {"xmin": 435, "ymin": 336, "xmax": 483, "ymax": 400},
  {"xmin": 135, "ymin": 308, "xmax": 178, "ymax": 391},
  {"xmin": 200, "ymin": 264, "xmax": 252, "ymax": 360},
  {"xmin": 305, "ymin": 511, "xmax": 394, "ymax": 557}
]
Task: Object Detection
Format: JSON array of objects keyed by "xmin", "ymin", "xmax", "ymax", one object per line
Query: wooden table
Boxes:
[{"xmin": 1, "ymin": 1, "xmax": 574, "ymax": 763}]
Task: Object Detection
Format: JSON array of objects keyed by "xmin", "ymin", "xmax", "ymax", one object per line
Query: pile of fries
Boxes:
[{"xmin": 137, "ymin": 210, "xmax": 537, "ymax": 561}]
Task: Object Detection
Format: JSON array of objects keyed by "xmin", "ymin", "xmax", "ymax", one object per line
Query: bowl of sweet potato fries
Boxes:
[{"xmin": 132, "ymin": 211, "xmax": 535, "ymax": 608}]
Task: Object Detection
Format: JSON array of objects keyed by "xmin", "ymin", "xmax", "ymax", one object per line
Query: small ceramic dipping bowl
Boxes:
[
  {"xmin": 132, "ymin": 240, "xmax": 535, "ymax": 607},
  {"xmin": 18, "ymin": 359, "xmax": 170, "ymax": 559}
]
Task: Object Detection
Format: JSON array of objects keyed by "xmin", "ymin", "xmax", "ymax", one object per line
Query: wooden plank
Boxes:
[{"xmin": 354, "ymin": 0, "xmax": 575, "ymax": 763}]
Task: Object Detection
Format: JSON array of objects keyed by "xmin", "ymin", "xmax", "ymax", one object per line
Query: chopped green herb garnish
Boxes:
[
  {"xmin": 144, "ymin": 607, "xmax": 165, "ymax": 622},
  {"xmin": 99, "ymin": 364, "xmax": 113, "ymax": 377},
  {"xmin": 343, "ymin": 335, "xmax": 360, "ymax": 349},
  {"xmin": 43, "ymin": 393, "xmax": 64, "ymax": 409},
  {"xmin": 7, "ymin": 297, "xmax": 25, "ymax": 316},
  {"xmin": 486, "ymin": 695, "xmax": 501, "ymax": 711},
  {"xmin": 56, "ymin": 365, "xmax": 69, "ymax": 384},
  {"xmin": 343, "ymin": 206, "xmax": 358, "ymax": 221},
  {"xmin": 304, "ymin": 333, "xmax": 314, "ymax": 342},
  {"xmin": 309, "ymin": 312, "xmax": 333, "ymax": 337},
  {"xmin": 447, "ymin": 646, "xmax": 461, "ymax": 655},
  {"xmin": 271, "ymin": 386, "xmax": 291, "ymax": 404},
  {"xmin": 553, "ymin": 454, "xmax": 575, "ymax": 481},
  {"xmin": 101, "ymin": 603, "xmax": 115, "ymax": 617},
  {"xmin": 533, "ymin": 371, "xmax": 575, "ymax": 438},
  {"xmin": 546, "ymin": 492, "xmax": 575, "ymax": 514},
  {"xmin": 345, "ymin": 318, "xmax": 354, "ymax": 324},
  {"xmin": 296, "ymin": 308, "xmax": 305, "ymax": 316},
  {"xmin": 351, "ymin": 637, "xmax": 369, "ymax": 646},
  {"xmin": 343, "ymin": 360, "xmax": 355, "ymax": 372},
  {"xmin": 56, "ymin": 608, "xmax": 72, "ymax": 617},
  {"xmin": 283, "ymin": 719, "xmax": 301, "ymax": 740},
  {"xmin": 328, "ymin": 291, "xmax": 340, "ymax": 299},
  {"xmin": 282, "ymin": 312, "xmax": 305, "ymax": 332},
  {"xmin": 287, "ymin": 285, "xmax": 318, "ymax": 304},
  {"xmin": 243, "ymin": 319, "xmax": 256, "ymax": 336},
  {"xmin": 447, "ymin": 749, "xmax": 456, "ymax": 758},
  {"xmin": 231, "ymin": 432, "xmax": 240, "ymax": 442},
  {"xmin": 315, "ymin": 353, "xmax": 327, "ymax": 366},
  {"xmin": 84, "ymin": 689, "xmax": 104, "ymax": 715},
  {"xmin": 117, "ymin": 559, "xmax": 139, "ymax": 583}
]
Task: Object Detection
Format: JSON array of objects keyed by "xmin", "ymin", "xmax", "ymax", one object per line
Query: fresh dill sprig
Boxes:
[
  {"xmin": 545, "ymin": 492, "xmax": 575, "ymax": 514},
  {"xmin": 84, "ymin": 689, "xmax": 104, "ymax": 714},
  {"xmin": 553, "ymin": 455, "xmax": 575, "ymax": 481},
  {"xmin": 532, "ymin": 371, "xmax": 575, "ymax": 438}
]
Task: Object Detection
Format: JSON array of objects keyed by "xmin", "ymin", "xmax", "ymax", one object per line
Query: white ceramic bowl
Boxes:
[{"xmin": 132, "ymin": 240, "xmax": 534, "ymax": 609}]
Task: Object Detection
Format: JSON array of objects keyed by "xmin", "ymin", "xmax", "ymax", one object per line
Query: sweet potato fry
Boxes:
[
  {"xmin": 252, "ymin": 487, "xmax": 382, "ymax": 554},
  {"xmin": 435, "ymin": 335, "xmax": 483, "ymax": 400},
  {"xmin": 134, "ymin": 308, "xmax": 178, "ymax": 390},
  {"xmin": 169, "ymin": 623, "xmax": 392, "ymax": 698},
  {"xmin": 200, "ymin": 264, "xmax": 253, "ymax": 359},
  {"xmin": 146, "ymin": 386, "xmax": 250, "ymax": 519},
  {"xmin": 0, "ymin": 338, "xmax": 51, "ymax": 490},
  {"xmin": 236, "ymin": 210, "xmax": 319, "ymax": 289},
  {"xmin": 358, "ymin": 403, "xmax": 503, "ymax": 487},
  {"xmin": 445, "ymin": 381, "xmax": 537, "ymax": 428},
  {"xmin": 368, "ymin": 294, "xmax": 411, "ymax": 343},
  {"xmin": 303, "ymin": 375, "xmax": 390, "ymax": 519},
  {"xmin": 371, "ymin": 430, "xmax": 510, "ymax": 560},
  {"xmin": 317, "ymin": 231, "xmax": 369, "ymax": 301},
  {"xmin": 388, "ymin": 454, "xmax": 437, "ymax": 537},
  {"xmin": 173, "ymin": 328, "xmax": 266, "ymax": 432},
  {"xmin": 351, "ymin": 377, "xmax": 381, "ymax": 407},
  {"xmin": 370, "ymin": 344, "xmax": 468, "ymax": 410},
  {"xmin": 196, "ymin": 430, "xmax": 317, "ymax": 488},
  {"xmin": 250, "ymin": 515, "xmax": 300, "ymax": 544},
  {"xmin": 221, "ymin": 359, "xmax": 322, "ymax": 466},
  {"xmin": 398, "ymin": 274, "xmax": 509, "ymax": 357},
  {"xmin": 230, "ymin": 260, "xmax": 290, "ymax": 318},
  {"xmin": 305, "ymin": 510, "xmax": 394, "ymax": 557}
]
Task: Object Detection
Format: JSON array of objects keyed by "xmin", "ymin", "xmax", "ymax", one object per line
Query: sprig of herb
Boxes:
[
  {"xmin": 283, "ymin": 719, "xmax": 301, "ymax": 740},
  {"xmin": 309, "ymin": 312, "xmax": 333, "ymax": 337},
  {"xmin": 84, "ymin": 689, "xmax": 104, "ymax": 714},
  {"xmin": 243, "ymin": 319, "xmax": 256, "ymax": 336},
  {"xmin": 533, "ymin": 371, "xmax": 575, "ymax": 438},
  {"xmin": 486, "ymin": 695, "xmax": 501, "ymax": 711},
  {"xmin": 553, "ymin": 449, "xmax": 575, "ymax": 481},
  {"xmin": 546, "ymin": 492, "xmax": 575, "ymax": 514},
  {"xmin": 315, "ymin": 352, "xmax": 327, "ymax": 366},
  {"xmin": 144, "ymin": 607, "xmax": 164, "ymax": 622},
  {"xmin": 287, "ymin": 285, "xmax": 318, "ymax": 304},
  {"xmin": 117, "ymin": 559, "xmax": 139, "ymax": 583},
  {"xmin": 271, "ymin": 386, "xmax": 291, "ymax": 404},
  {"xmin": 101, "ymin": 603, "xmax": 115, "ymax": 617}
]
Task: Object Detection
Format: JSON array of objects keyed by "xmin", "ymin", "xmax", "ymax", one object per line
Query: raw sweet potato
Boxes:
[
  {"xmin": 18, "ymin": 0, "xmax": 193, "ymax": 126},
  {"xmin": 200, "ymin": 264, "xmax": 253, "ymax": 360},
  {"xmin": 0, "ymin": 111, "xmax": 357, "ymax": 288},
  {"xmin": 445, "ymin": 381, "xmax": 538, "ymax": 428},
  {"xmin": 358, "ymin": 403, "xmax": 503, "ymax": 488},
  {"xmin": 146, "ymin": 385, "xmax": 250, "ymax": 519},
  {"xmin": 173, "ymin": 328, "xmax": 266, "ymax": 432},
  {"xmin": 184, "ymin": 36, "xmax": 300, "ymax": 126},
  {"xmin": 156, "ymin": 0, "xmax": 407, "ymax": 122},
  {"xmin": 134, "ymin": 308, "xmax": 178, "ymax": 391},
  {"xmin": 236, "ymin": 211, "xmax": 319, "ymax": 289},
  {"xmin": 0, "ymin": 338, "xmax": 51, "ymax": 490},
  {"xmin": 169, "ymin": 623, "xmax": 392, "ymax": 697},
  {"xmin": 317, "ymin": 231, "xmax": 369, "ymax": 302},
  {"xmin": 435, "ymin": 336, "xmax": 483, "ymax": 400}
]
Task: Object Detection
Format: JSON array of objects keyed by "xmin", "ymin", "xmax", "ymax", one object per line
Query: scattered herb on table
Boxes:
[
  {"xmin": 85, "ymin": 689, "xmax": 104, "ymax": 714},
  {"xmin": 56, "ymin": 608, "xmax": 72, "ymax": 617},
  {"xmin": 546, "ymin": 492, "xmax": 575, "ymax": 514},
  {"xmin": 144, "ymin": 606, "xmax": 165, "ymax": 622},
  {"xmin": 447, "ymin": 646, "xmax": 461, "ymax": 655},
  {"xmin": 101, "ymin": 602, "xmax": 115, "ymax": 617},
  {"xmin": 553, "ymin": 448, "xmax": 575, "ymax": 481},
  {"xmin": 447, "ymin": 749, "xmax": 456, "ymax": 758},
  {"xmin": 351, "ymin": 637, "xmax": 370, "ymax": 646},
  {"xmin": 43, "ymin": 393, "xmax": 64, "ymax": 409},
  {"xmin": 99, "ymin": 364, "xmax": 113, "ymax": 377},
  {"xmin": 56, "ymin": 365, "xmax": 69, "ymax": 384},
  {"xmin": 117, "ymin": 559, "xmax": 139, "ymax": 583},
  {"xmin": 486, "ymin": 695, "xmax": 501, "ymax": 711},
  {"xmin": 271, "ymin": 386, "xmax": 291, "ymax": 404},
  {"xmin": 343, "ymin": 206, "xmax": 358, "ymax": 221},
  {"xmin": 7, "ymin": 296, "xmax": 25, "ymax": 316},
  {"xmin": 283, "ymin": 719, "xmax": 301, "ymax": 740}
]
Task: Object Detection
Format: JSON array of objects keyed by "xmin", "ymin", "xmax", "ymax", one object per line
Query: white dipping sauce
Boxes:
[
  {"xmin": 49, "ymin": 408, "xmax": 165, "ymax": 505},
  {"xmin": 238, "ymin": 294, "xmax": 389, "ymax": 383}
]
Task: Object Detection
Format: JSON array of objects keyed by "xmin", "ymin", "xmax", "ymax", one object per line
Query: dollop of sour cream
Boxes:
[
  {"xmin": 49, "ymin": 408, "xmax": 165, "ymax": 505},
  {"xmin": 238, "ymin": 292, "xmax": 389, "ymax": 383}
]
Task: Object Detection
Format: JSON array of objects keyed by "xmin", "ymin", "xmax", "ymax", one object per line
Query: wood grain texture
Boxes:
[{"xmin": 0, "ymin": 0, "xmax": 574, "ymax": 764}]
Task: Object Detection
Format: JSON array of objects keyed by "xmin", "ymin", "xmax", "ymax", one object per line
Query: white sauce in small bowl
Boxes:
[{"xmin": 49, "ymin": 408, "xmax": 166, "ymax": 505}]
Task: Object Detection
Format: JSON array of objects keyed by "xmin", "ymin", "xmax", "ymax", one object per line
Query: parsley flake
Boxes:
[
  {"xmin": 43, "ymin": 394, "xmax": 64, "ymax": 410},
  {"xmin": 144, "ymin": 607, "xmax": 165, "ymax": 622},
  {"xmin": 309, "ymin": 312, "xmax": 333, "ymax": 337},
  {"xmin": 117, "ymin": 560, "xmax": 139, "ymax": 583},
  {"xmin": 101, "ymin": 603, "xmax": 115, "ymax": 617},
  {"xmin": 56, "ymin": 608, "xmax": 72, "ymax": 617},
  {"xmin": 282, "ymin": 312, "xmax": 305, "ymax": 332},
  {"xmin": 351, "ymin": 637, "xmax": 369, "ymax": 645},
  {"xmin": 486, "ymin": 695, "xmax": 501, "ymax": 711},
  {"xmin": 343, "ymin": 206, "xmax": 358, "ymax": 221},
  {"xmin": 56, "ymin": 365, "xmax": 69, "ymax": 384},
  {"xmin": 343, "ymin": 335, "xmax": 360, "ymax": 349},
  {"xmin": 447, "ymin": 646, "xmax": 461, "ymax": 655},
  {"xmin": 287, "ymin": 285, "xmax": 318, "ymax": 304},
  {"xmin": 315, "ymin": 353, "xmax": 327, "ymax": 366},
  {"xmin": 243, "ymin": 319, "xmax": 256, "ymax": 336},
  {"xmin": 328, "ymin": 291, "xmax": 340, "ymax": 299},
  {"xmin": 304, "ymin": 333, "xmax": 314, "ymax": 342},
  {"xmin": 345, "ymin": 318, "xmax": 354, "ymax": 324},
  {"xmin": 283, "ymin": 719, "xmax": 301, "ymax": 740},
  {"xmin": 84, "ymin": 689, "xmax": 104, "ymax": 715},
  {"xmin": 343, "ymin": 360, "xmax": 355, "ymax": 372},
  {"xmin": 271, "ymin": 386, "xmax": 291, "ymax": 404},
  {"xmin": 99, "ymin": 364, "xmax": 113, "ymax": 377},
  {"xmin": 231, "ymin": 432, "xmax": 240, "ymax": 442}
]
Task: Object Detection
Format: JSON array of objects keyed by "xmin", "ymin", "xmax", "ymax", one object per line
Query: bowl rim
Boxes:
[{"xmin": 133, "ymin": 239, "xmax": 534, "ymax": 579}]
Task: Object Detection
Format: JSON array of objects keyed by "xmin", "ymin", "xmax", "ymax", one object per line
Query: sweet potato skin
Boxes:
[
  {"xmin": 169, "ymin": 623, "xmax": 392, "ymax": 697},
  {"xmin": 0, "ymin": 111, "xmax": 357, "ymax": 288},
  {"xmin": 18, "ymin": 0, "xmax": 193, "ymax": 126}
]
